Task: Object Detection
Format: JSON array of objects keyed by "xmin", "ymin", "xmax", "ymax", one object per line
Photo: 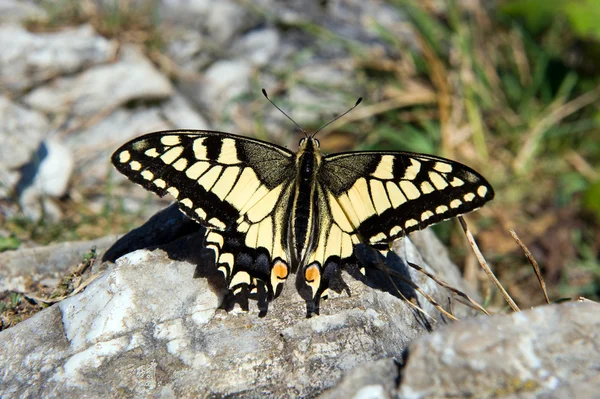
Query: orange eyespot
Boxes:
[
  {"xmin": 304, "ymin": 264, "xmax": 321, "ymax": 283},
  {"xmin": 272, "ymin": 261, "xmax": 289, "ymax": 280}
]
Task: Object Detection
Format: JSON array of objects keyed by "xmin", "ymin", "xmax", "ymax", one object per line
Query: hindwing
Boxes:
[{"xmin": 319, "ymin": 151, "xmax": 494, "ymax": 246}]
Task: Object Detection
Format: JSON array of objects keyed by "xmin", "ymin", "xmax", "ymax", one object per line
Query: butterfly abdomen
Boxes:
[{"xmin": 289, "ymin": 139, "xmax": 323, "ymax": 267}]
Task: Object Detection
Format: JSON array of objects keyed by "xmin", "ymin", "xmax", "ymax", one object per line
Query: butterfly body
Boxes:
[{"xmin": 112, "ymin": 130, "xmax": 494, "ymax": 315}]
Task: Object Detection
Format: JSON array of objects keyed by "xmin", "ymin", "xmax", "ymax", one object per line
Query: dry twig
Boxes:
[
  {"xmin": 382, "ymin": 265, "xmax": 458, "ymax": 322},
  {"xmin": 458, "ymin": 216, "xmax": 520, "ymax": 312},
  {"xmin": 509, "ymin": 229, "xmax": 550, "ymax": 304},
  {"xmin": 406, "ymin": 261, "xmax": 489, "ymax": 315}
]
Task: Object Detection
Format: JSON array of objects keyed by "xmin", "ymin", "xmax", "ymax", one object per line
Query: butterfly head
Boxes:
[{"xmin": 299, "ymin": 137, "xmax": 320, "ymax": 150}]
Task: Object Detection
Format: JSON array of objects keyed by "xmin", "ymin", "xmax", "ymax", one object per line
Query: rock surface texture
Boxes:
[{"xmin": 396, "ymin": 301, "xmax": 600, "ymax": 399}]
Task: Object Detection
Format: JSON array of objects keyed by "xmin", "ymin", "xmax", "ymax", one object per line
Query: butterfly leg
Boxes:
[
  {"xmin": 255, "ymin": 280, "xmax": 270, "ymax": 317},
  {"xmin": 297, "ymin": 256, "xmax": 352, "ymax": 317}
]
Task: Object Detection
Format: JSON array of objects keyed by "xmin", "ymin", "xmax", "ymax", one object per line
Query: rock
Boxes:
[
  {"xmin": 159, "ymin": 0, "xmax": 258, "ymax": 47},
  {"xmin": 62, "ymin": 97, "xmax": 206, "ymax": 217},
  {"xmin": 0, "ymin": 24, "xmax": 117, "ymax": 94},
  {"xmin": 0, "ymin": 235, "xmax": 117, "ymax": 292},
  {"xmin": 320, "ymin": 301, "xmax": 600, "ymax": 398},
  {"xmin": 16, "ymin": 138, "xmax": 73, "ymax": 198},
  {"xmin": 319, "ymin": 358, "xmax": 400, "ymax": 399},
  {"xmin": 254, "ymin": 0, "xmax": 410, "ymax": 50},
  {"xmin": 0, "ymin": 206, "xmax": 466, "ymax": 397},
  {"xmin": 201, "ymin": 0, "xmax": 253, "ymax": 46},
  {"xmin": 163, "ymin": 29, "xmax": 209, "ymax": 71},
  {"xmin": 65, "ymin": 107, "xmax": 169, "ymax": 189},
  {"xmin": 0, "ymin": 0, "xmax": 48, "ymax": 24},
  {"xmin": 0, "ymin": 96, "xmax": 50, "ymax": 201},
  {"xmin": 102, "ymin": 203, "xmax": 199, "ymax": 264},
  {"xmin": 196, "ymin": 59, "xmax": 253, "ymax": 114},
  {"xmin": 407, "ymin": 228, "xmax": 478, "ymax": 299},
  {"xmin": 160, "ymin": 92, "xmax": 209, "ymax": 130},
  {"xmin": 232, "ymin": 28, "xmax": 280, "ymax": 67},
  {"xmin": 286, "ymin": 85, "xmax": 348, "ymax": 126},
  {"xmin": 397, "ymin": 301, "xmax": 600, "ymax": 398},
  {"xmin": 16, "ymin": 138, "xmax": 74, "ymax": 221},
  {"xmin": 23, "ymin": 45, "xmax": 173, "ymax": 119},
  {"xmin": 0, "ymin": 95, "xmax": 50, "ymax": 170}
]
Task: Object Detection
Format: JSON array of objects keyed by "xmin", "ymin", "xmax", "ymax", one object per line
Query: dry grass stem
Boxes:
[
  {"xmin": 458, "ymin": 216, "xmax": 521, "ymax": 312},
  {"xmin": 566, "ymin": 150, "xmax": 599, "ymax": 182},
  {"xmin": 509, "ymin": 229, "xmax": 550, "ymax": 304},
  {"xmin": 327, "ymin": 84, "xmax": 436, "ymax": 130},
  {"xmin": 379, "ymin": 263, "xmax": 459, "ymax": 322},
  {"xmin": 407, "ymin": 261, "xmax": 490, "ymax": 315}
]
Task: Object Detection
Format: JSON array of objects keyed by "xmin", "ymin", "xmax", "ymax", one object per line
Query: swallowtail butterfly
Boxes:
[{"xmin": 112, "ymin": 96, "xmax": 494, "ymax": 316}]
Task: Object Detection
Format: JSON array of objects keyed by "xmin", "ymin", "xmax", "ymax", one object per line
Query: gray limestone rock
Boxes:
[
  {"xmin": 188, "ymin": 58, "xmax": 253, "ymax": 117},
  {"xmin": 0, "ymin": 246, "xmax": 428, "ymax": 397},
  {"xmin": 0, "ymin": 24, "xmax": 117, "ymax": 94},
  {"xmin": 397, "ymin": 301, "xmax": 600, "ymax": 399},
  {"xmin": 320, "ymin": 302, "xmax": 600, "ymax": 399},
  {"xmin": 14, "ymin": 138, "xmax": 74, "ymax": 221},
  {"xmin": 23, "ymin": 45, "xmax": 173, "ymax": 119},
  {"xmin": 160, "ymin": 92, "xmax": 209, "ymax": 130},
  {"xmin": 232, "ymin": 28, "xmax": 281, "ymax": 68},
  {"xmin": 0, "ymin": 0, "xmax": 47, "ymax": 24},
  {"xmin": 0, "ymin": 95, "xmax": 49, "ymax": 170},
  {"xmin": 0, "ymin": 235, "xmax": 117, "ymax": 293},
  {"xmin": 159, "ymin": 0, "xmax": 258, "ymax": 47},
  {"xmin": 252, "ymin": 0, "xmax": 411, "ymax": 55},
  {"xmin": 285, "ymin": 84, "xmax": 350, "ymax": 126},
  {"xmin": 65, "ymin": 107, "xmax": 169, "ymax": 190},
  {"xmin": 6, "ymin": 204, "xmax": 593, "ymax": 398},
  {"xmin": 319, "ymin": 358, "xmax": 400, "ymax": 399},
  {"xmin": 196, "ymin": 59, "xmax": 253, "ymax": 115},
  {"xmin": 16, "ymin": 138, "xmax": 73, "ymax": 198},
  {"xmin": 0, "ymin": 95, "xmax": 50, "ymax": 202}
]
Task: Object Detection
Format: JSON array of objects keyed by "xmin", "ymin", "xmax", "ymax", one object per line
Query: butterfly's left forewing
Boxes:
[{"xmin": 318, "ymin": 151, "xmax": 494, "ymax": 247}]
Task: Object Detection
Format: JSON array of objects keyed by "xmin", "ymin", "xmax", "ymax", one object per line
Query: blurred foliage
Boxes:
[
  {"xmin": 0, "ymin": 234, "xmax": 20, "ymax": 252},
  {"xmin": 502, "ymin": 0, "xmax": 600, "ymax": 41}
]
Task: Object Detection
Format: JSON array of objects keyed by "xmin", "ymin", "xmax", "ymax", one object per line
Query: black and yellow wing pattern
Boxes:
[{"xmin": 112, "ymin": 130, "xmax": 494, "ymax": 315}]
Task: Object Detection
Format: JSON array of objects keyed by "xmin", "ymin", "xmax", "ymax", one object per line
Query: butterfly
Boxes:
[{"xmin": 112, "ymin": 95, "xmax": 494, "ymax": 316}]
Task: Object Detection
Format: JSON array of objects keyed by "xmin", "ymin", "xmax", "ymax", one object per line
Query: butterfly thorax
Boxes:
[{"xmin": 288, "ymin": 138, "xmax": 323, "ymax": 270}]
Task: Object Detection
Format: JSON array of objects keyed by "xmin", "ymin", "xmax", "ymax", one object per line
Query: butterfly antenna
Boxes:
[
  {"xmin": 312, "ymin": 97, "xmax": 362, "ymax": 138},
  {"xmin": 262, "ymin": 88, "xmax": 307, "ymax": 136}
]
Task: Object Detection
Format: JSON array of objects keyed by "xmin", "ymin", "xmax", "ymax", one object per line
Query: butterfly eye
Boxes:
[
  {"xmin": 314, "ymin": 139, "xmax": 320, "ymax": 147},
  {"xmin": 299, "ymin": 138, "xmax": 306, "ymax": 146}
]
